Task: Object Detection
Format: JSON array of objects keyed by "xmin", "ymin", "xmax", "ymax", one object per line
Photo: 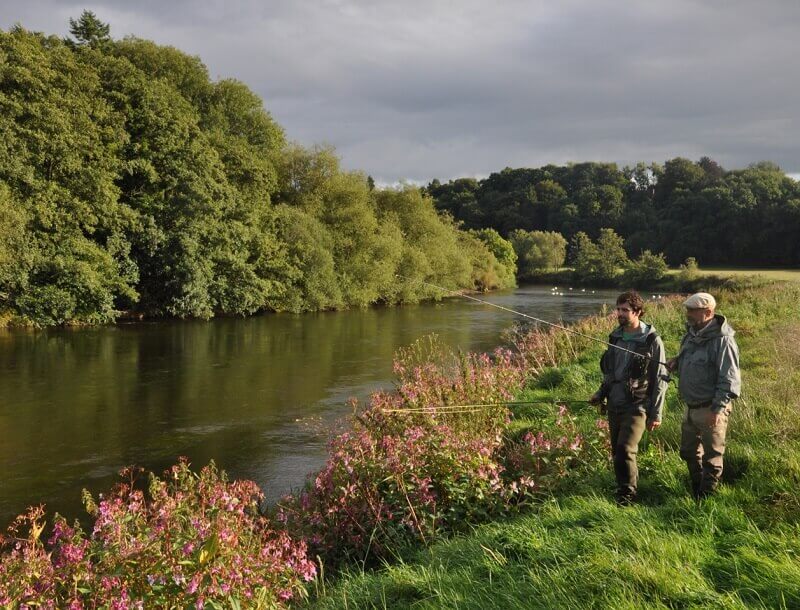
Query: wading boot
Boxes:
[
  {"xmin": 697, "ymin": 479, "xmax": 719, "ymax": 500},
  {"xmin": 615, "ymin": 490, "xmax": 637, "ymax": 506},
  {"xmin": 690, "ymin": 476, "xmax": 702, "ymax": 500}
]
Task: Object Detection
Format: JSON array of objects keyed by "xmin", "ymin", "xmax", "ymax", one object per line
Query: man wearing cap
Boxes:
[
  {"xmin": 589, "ymin": 290, "xmax": 668, "ymax": 505},
  {"xmin": 668, "ymin": 292, "xmax": 741, "ymax": 498}
]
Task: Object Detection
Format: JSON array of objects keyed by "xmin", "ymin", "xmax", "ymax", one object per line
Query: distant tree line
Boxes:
[
  {"xmin": 0, "ymin": 13, "xmax": 516, "ymax": 326},
  {"xmin": 427, "ymin": 157, "xmax": 800, "ymax": 271}
]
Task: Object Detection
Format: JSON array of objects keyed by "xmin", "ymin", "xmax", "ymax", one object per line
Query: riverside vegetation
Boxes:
[
  {"xmin": 3, "ymin": 279, "xmax": 798, "ymax": 607},
  {"xmin": 3, "ymin": 13, "xmax": 798, "ymax": 328},
  {"xmin": 0, "ymin": 13, "xmax": 517, "ymax": 328}
]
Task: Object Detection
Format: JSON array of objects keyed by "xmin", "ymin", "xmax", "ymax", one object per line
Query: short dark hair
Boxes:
[{"xmin": 617, "ymin": 290, "xmax": 645, "ymax": 314}]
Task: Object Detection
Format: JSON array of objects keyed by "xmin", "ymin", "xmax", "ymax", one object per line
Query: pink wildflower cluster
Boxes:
[
  {"xmin": 279, "ymin": 336, "xmax": 609, "ymax": 568},
  {"xmin": 278, "ymin": 419, "xmax": 515, "ymax": 566},
  {"xmin": 392, "ymin": 343, "xmax": 526, "ymax": 411},
  {"xmin": 510, "ymin": 406, "xmax": 593, "ymax": 486},
  {"xmin": 0, "ymin": 460, "xmax": 315, "ymax": 608}
]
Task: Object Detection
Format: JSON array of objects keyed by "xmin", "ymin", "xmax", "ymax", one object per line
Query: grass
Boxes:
[
  {"xmin": 667, "ymin": 268, "xmax": 800, "ymax": 282},
  {"xmin": 304, "ymin": 281, "xmax": 800, "ymax": 609}
]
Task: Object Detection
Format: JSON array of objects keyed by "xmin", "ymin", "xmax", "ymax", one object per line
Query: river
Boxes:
[{"xmin": 0, "ymin": 285, "xmax": 621, "ymax": 525}]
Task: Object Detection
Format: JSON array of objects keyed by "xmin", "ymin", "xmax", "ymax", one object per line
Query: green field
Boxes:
[
  {"xmin": 307, "ymin": 282, "xmax": 800, "ymax": 609},
  {"xmin": 669, "ymin": 267, "xmax": 800, "ymax": 282}
]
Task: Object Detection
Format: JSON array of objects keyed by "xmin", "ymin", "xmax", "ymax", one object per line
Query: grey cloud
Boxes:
[{"xmin": 3, "ymin": 0, "xmax": 799, "ymax": 182}]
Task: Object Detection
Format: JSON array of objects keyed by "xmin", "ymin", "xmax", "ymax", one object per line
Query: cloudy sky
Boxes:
[{"xmin": 4, "ymin": 1, "xmax": 799, "ymax": 183}]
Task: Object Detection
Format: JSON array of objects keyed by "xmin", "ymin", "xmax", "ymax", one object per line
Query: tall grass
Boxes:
[{"xmin": 308, "ymin": 281, "xmax": 800, "ymax": 609}]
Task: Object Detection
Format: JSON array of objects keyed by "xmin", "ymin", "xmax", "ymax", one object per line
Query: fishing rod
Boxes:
[
  {"xmin": 397, "ymin": 274, "xmax": 670, "ymax": 367},
  {"xmin": 380, "ymin": 399, "xmax": 593, "ymax": 414}
]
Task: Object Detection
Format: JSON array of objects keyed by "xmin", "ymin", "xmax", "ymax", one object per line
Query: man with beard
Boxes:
[
  {"xmin": 589, "ymin": 290, "xmax": 668, "ymax": 505},
  {"xmin": 667, "ymin": 292, "xmax": 741, "ymax": 498}
]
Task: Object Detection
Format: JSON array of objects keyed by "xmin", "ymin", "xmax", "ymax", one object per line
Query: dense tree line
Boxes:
[
  {"xmin": 427, "ymin": 158, "xmax": 800, "ymax": 267},
  {"xmin": 0, "ymin": 14, "xmax": 515, "ymax": 326}
]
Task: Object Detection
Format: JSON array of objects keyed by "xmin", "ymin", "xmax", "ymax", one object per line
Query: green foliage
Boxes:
[
  {"xmin": 428, "ymin": 159, "xmax": 800, "ymax": 268},
  {"xmin": 0, "ymin": 27, "xmax": 137, "ymax": 325},
  {"xmin": 509, "ymin": 229, "xmax": 567, "ymax": 278},
  {"xmin": 623, "ymin": 250, "xmax": 669, "ymax": 285},
  {"xmin": 470, "ymin": 229, "xmax": 517, "ymax": 289},
  {"xmin": 373, "ymin": 186, "xmax": 473, "ymax": 298},
  {"xmin": 1, "ymin": 20, "xmax": 501, "ymax": 326},
  {"xmin": 68, "ymin": 10, "xmax": 110, "ymax": 49},
  {"xmin": 677, "ymin": 256, "xmax": 701, "ymax": 284},
  {"xmin": 0, "ymin": 184, "xmax": 31, "ymax": 306}
]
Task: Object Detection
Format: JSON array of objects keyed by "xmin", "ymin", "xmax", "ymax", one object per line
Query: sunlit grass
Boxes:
[
  {"xmin": 307, "ymin": 282, "xmax": 800, "ymax": 609},
  {"xmin": 666, "ymin": 267, "xmax": 800, "ymax": 282}
]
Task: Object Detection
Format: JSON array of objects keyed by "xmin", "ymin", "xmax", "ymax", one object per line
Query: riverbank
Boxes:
[
  {"xmin": 523, "ymin": 267, "xmax": 780, "ymax": 293},
  {"xmin": 3, "ymin": 281, "xmax": 798, "ymax": 606},
  {"xmin": 306, "ymin": 280, "xmax": 800, "ymax": 608}
]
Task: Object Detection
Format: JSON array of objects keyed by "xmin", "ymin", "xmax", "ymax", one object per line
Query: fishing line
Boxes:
[{"xmin": 397, "ymin": 274, "xmax": 670, "ymax": 367}]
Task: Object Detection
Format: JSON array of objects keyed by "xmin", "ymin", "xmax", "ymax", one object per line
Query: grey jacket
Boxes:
[
  {"xmin": 675, "ymin": 314, "xmax": 741, "ymax": 413},
  {"xmin": 598, "ymin": 323, "xmax": 668, "ymax": 423}
]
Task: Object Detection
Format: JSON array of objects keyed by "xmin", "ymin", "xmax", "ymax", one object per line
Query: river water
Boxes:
[{"xmin": 0, "ymin": 285, "xmax": 620, "ymax": 525}]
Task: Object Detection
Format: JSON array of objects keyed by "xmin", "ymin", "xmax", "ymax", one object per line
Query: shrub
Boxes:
[
  {"xmin": 678, "ymin": 257, "xmax": 700, "ymax": 284},
  {"xmin": 623, "ymin": 250, "xmax": 669, "ymax": 285},
  {"xmin": 0, "ymin": 460, "xmax": 315, "ymax": 608}
]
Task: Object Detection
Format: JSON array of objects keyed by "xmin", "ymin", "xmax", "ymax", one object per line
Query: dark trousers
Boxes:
[{"xmin": 608, "ymin": 410, "xmax": 647, "ymax": 497}]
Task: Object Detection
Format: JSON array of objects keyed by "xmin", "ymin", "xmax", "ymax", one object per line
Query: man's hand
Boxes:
[
  {"xmin": 646, "ymin": 420, "xmax": 661, "ymax": 432},
  {"xmin": 666, "ymin": 357, "xmax": 678, "ymax": 372},
  {"xmin": 589, "ymin": 392, "xmax": 607, "ymax": 415}
]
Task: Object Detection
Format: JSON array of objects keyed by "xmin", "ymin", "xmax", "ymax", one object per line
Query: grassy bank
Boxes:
[
  {"xmin": 672, "ymin": 268, "xmax": 800, "ymax": 282},
  {"xmin": 522, "ymin": 267, "xmax": 797, "ymax": 293},
  {"xmin": 307, "ymin": 281, "xmax": 800, "ymax": 609}
]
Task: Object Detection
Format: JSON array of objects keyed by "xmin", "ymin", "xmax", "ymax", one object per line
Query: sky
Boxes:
[{"xmin": 3, "ymin": 1, "xmax": 799, "ymax": 184}]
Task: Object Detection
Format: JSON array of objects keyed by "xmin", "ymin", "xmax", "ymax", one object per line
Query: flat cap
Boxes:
[{"xmin": 683, "ymin": 292, "xmax": 716, "ymax": 309}]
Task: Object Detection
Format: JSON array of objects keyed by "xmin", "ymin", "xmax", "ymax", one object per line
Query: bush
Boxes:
[
  {"xmin": 623, "ymin": 250, "xmax": 669, "ymax": 285},
  {"xmin": 0, "ymin": 460, "xmax": 315, "ymax": 608},
  {"xmin": 678, "ymin": 257, "xmax": 700, "ymax": 284}
]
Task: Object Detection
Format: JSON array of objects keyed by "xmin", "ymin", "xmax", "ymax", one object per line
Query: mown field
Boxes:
[{"xmin": 307, "ymin": 281, "xmax": 800, "ymax": 609}]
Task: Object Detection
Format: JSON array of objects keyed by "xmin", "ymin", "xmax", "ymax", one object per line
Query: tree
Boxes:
[
  {"xmin": 595, "ymin": 228, "xmax": 629, "ymax": 281},
  {"xmin": 470, "ymin": 228, "xmax": 517, "ymax": 289},
  {"xmin": 569, "ymin": 232, "xmax": 601, "ymax": 282},
  {"xmin": 569, "ymin": 229, "xmax": 627, "ymax": 283},
  {"xmin": 509, "ymin": 230, "xmax": 567, "ymax": 278},
  {"xmin": 68, "ymin": 11, "xmax": 111, "ymax": 48}
]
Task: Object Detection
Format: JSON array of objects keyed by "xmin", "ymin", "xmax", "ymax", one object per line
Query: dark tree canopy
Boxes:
[{"xmin": 428, "ymin": 159, "xmax": 800, "ymax": 267}]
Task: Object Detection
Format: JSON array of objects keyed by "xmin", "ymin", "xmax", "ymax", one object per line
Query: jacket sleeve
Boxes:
[
  {"xmin": 647, "ymin": 336, "xmax": 668, "ymax": 422},
  {"xmin": 712, "ymin": 336, "xmax": 741, "ymax": 412}
]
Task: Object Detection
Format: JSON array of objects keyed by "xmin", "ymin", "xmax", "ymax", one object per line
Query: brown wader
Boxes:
[
  {"xmin": 608, "ymin": 409, "xmax": 647, "ymax": 502},
  {"xmin": 679, "ymin": 402, "xmax": 730, "ymax": 497}
]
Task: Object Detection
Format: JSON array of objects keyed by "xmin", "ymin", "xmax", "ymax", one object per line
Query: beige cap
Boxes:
[{"xmin": 683, "ymin": 292, "xmax": 716, "ymax": 309}]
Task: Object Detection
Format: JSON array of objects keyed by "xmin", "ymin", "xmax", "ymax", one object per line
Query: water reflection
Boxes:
[{"xmin": 0, "ymin": 286, "xmax": 617, "ymax": 524}]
